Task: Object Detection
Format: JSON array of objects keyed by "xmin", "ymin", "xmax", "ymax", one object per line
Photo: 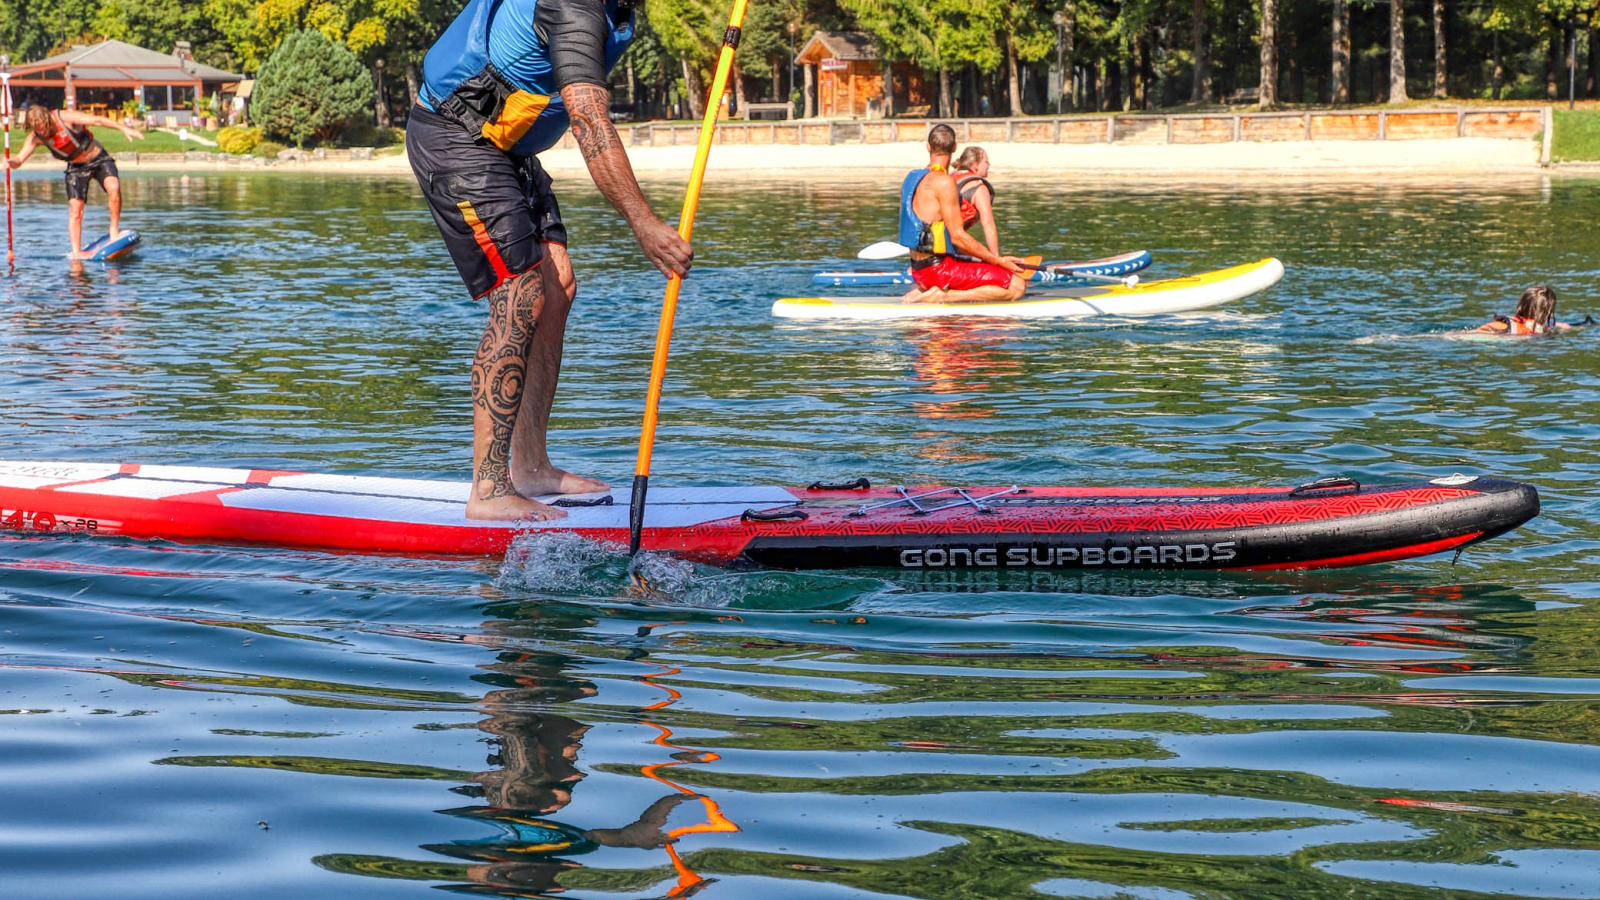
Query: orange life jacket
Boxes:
[
  {"xmin": 955, "ymin": 174, "xmax": 994, "ymax": 228},
  {"xmin": 1498, "ymin": 314, "xmax": 1545, "ymax": 335},
  {"xmin": 44, "ymin": 110, "xmax": 95, "ymax": 162}
]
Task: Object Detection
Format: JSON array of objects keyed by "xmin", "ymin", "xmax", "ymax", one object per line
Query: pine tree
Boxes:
[{"xmin": 252, "ymin": 28, "xmax": 371, "ymax": 146}]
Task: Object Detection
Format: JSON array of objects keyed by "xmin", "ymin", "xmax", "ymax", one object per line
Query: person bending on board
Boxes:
[
  {"xmin": 950, "ymin": 146, "xmax": 1000, "ymax": 257},
  {"xmin": 9, "ymin": 105, "xmax": 143, "ymax": 258},
  {"xmin": 900, "ymin": 125, "xmax": 1026, "ymax": 305},
  {"xmin": 409, "ymin": 0, "xmax": 692, "ymax": 521},
  {"xmin": 1473, "ymin": 286, "xmax": 1574, "ymax": 335}
]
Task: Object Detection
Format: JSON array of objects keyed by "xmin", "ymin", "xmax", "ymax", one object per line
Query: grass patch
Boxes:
[
  {"xmin": 6, "ymin": 125, "xmax": 223, "ymax": 154},
  {"xmin": 1552, "ymin": 108, "xmax": 1600, "ymax": 162}
]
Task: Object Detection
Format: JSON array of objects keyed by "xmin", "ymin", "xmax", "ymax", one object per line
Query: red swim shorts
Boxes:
[{"xmin": 911, "ymin": 256, "xmax": 1015, "ymax": 292}]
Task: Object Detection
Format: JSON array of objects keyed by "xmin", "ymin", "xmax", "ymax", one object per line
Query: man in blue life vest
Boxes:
[
  {"xmin": 899, "ymin": 124, "xmax": 1026, "ymax": 305},
  {"xmin": 9, "ymin": 105, "xmax": 143, "ymax": 258},
  {"xmin": 408, "ymin": 0, "xmax": 692, "ymax": 521}
]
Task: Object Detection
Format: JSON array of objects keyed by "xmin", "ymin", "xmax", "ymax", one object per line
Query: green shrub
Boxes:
[
  {"xmin": 336, "ymin": 122, "xmax": 403, "ymax": 148},
  {"xmin": 252, "ymin": 29, "xmax": 371, "ymax": 148},
  {"xmin": 217, "ymin": 125, "xmax": 262, "ymax": 155},
  {"xmin": 253, "ymin": 140, "xmax": 287, "ymax": 158}
]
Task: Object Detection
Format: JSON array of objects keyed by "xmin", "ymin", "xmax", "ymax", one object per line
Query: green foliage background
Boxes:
[
  {"xmin": 0, "ymin": 0, "xmax": 1595, "ymax": 122},
  {"xmin": 251, "ymin": 28, "xmax": 372, "ymax": 145}
]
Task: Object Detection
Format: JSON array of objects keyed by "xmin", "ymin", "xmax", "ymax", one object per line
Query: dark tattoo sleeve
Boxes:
[
  {"xmin": 566, "ymin": 83, "xmax": 620, "ymax": 162},
  {"xmin": 471, "ymin": 271, "xmax": 544, "ymax": 498}
]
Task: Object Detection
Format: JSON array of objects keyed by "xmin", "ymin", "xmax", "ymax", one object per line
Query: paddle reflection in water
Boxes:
[{"xmin": 315, "ymin": 615, "xmax": 738, "ymax": 897}]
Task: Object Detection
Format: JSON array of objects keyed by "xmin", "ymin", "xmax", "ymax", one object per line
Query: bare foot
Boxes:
[
  {"xmin": 464, "ymin": 485, "xmax": 567, "ymax": 522},
  {"xmin": 513, "ymin": 467, "xmax": 610, "ymax": 498},
  {"xmin": 902, "ymin": 287, "xmax": 947, "ymax": 305},
  {"xmin": 68, "ymin": 249, "xmax": 92, "ymax": 260}
]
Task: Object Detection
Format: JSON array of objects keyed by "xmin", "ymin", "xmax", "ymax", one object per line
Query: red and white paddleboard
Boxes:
[{"xmin": 0, "ymin": 461, "xmax": 1538, "ymax": 571}]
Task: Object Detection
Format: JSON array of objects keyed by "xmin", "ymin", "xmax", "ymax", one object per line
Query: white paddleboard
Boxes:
[{"xmin": 774, "ymin": 258, "xmax": 1284, "ymax": 321}]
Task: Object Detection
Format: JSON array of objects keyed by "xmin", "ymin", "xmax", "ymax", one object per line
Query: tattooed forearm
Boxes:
[
  {"xmin": 471, "ymin": 270, "xmax": 543, "ymax": 498},
  {"xmin": 559, "ymin": 81, "xmax": 655, "ymax": 228},
  {"xmin": 566, "ymin": 83, "xmax": 620, "ymax": 161}
]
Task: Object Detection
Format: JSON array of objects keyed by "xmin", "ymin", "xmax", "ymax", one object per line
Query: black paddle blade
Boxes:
[{"xmin": 628, "ymin": 474, "xmax": 649, "ymax": 556}]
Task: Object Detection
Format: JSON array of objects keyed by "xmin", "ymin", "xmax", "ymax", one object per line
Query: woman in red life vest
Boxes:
[
  {"xmin": 1474, "ymin": 286, "xmax": 1572, "ymax": 335},
  {"xmin": 950, "ymin": 146, "xmax": 1000, "ymax": 258},
  {"xmin": 10, "ymin": 105, "xmax": 144, "ymax": 258}
]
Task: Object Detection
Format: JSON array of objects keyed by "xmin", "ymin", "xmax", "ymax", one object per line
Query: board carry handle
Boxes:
[
  {"xmin": 1288, "ymin": 476, "xmax": 1361, "ymax": 498},
  {"xmin": 552, "ymin": 495, "xmax": 615, "ymax": 508},
  {"xmin": 741, "ymin": 507, "xmax": 809, "ymax": 522},
  {"xmin": 807, "ymin": 477, "xmax": 871, "ymax": 491}
]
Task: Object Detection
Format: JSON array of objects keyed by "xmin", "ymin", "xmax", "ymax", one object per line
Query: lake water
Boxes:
[{"xmin": 3, "ymin": 168, "xmax": 1600, "ymax": 899}]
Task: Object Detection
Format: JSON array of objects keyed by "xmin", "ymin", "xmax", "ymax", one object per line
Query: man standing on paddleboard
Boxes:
[
  {"xmin": 900, "ymin": 125, "xmax": 1026, "ymax": 305},
  {"xmin": 408, "ymin": 0, "xmax": 692, "ymax": 521},
  {"xmin": 8, "ymin": 105, "xmax": 142, "ymax": 259}
]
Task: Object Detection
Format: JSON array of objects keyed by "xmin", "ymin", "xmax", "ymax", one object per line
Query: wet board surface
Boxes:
[
  {"xmin": 0, "ymin": 461, "xmax": 1539, "ymax": 570},
  {"xmin": 81, "ymin": 230, "xmax": 141, "ymax": 261}
]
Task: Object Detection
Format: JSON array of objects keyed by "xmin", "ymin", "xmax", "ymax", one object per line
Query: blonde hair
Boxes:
[
  {"xmin": 24, "ymin": 105, "xmax": 51, "ymax": 134},
  {"xmin": 954, "ymin": 146, "xmax": 986, "ymax": 170},
  {"xmin": 1514, "ymin": 285, "xmax": 1558, "ymax": 328}
]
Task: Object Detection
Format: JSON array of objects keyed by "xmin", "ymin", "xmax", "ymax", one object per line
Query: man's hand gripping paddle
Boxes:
[
  {"xmin": 857, "ymin": 241, "xmax": 1139, "ymax": 287},
  {"xmin": 628, "ymin": 0, "xmax": 750, "ymax": 563}
]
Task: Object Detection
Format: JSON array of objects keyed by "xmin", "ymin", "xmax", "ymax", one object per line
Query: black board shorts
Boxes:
[
  {"xmin": 406, "ymin": 104, "xmax": 567, "ymax": 299},
  {"xmin": 64, "ymin": 151, "xmax": 118, "ymax": 202}
]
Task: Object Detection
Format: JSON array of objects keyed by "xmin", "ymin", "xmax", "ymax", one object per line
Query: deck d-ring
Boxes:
[{"xmin": 1288, "ymin": 476, "xmax": 1361, "ymax": 498}]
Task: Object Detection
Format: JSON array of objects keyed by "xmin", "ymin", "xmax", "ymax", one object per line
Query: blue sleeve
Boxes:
[{"xmin": 534, "ymin": 0, "xmax": 611, "ymax": 89}]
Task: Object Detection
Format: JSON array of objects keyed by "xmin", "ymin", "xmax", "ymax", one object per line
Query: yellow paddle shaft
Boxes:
[{"xmin": 633, "ymin": 0, "xmax": 749, "ymax": 480}]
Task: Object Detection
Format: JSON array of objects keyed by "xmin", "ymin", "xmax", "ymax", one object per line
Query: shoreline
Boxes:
[{"xmin": 8, "ymin": 136, "xmax": 1572, "ymax": 179}]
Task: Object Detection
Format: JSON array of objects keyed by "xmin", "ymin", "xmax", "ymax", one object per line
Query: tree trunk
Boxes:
[
  {"xmin": 1190, "ymin": 0, "xmax": 1210, "ymax": 103},
  {"xmin": 1432, "ymin": 0, "xmax": 1446, "ymax": 97},
  {"xmin": 1389, "ymin": 0, "xmax": 1408, "ymax": 103},
  {"xmin": 1331, "ymin": 0, "xmax": 1350, "ymax": 103},
  {"xmin": 1006, "ymin": 34, "xmax": 1023, "ymax": 116},
  {"xmin": 771, "ymin": 57, "xmax": 781, "ymax": 102},
  {"xmin": 1492, "ymin": 31, "xmax": 1503, "ymax": 100},
  {"xmin": 1542, "ymin": 21, "xmax": 1555, "ymax": 99},
  {"xmin": 731, "ymin": 63, "xmax": 746, "ymax": 116},
  {"xmin": 1063, "ymin": 8, "xmax": 1077, "ymax": 110},
  {"xmin": 1589, "ymin": 26, "xmax": 1598, "ymax": 98},
  {"xmin": 627, "ymin": 62, "xmax": 637, "ymax": 106},
  {"xmin": 1288, "ymin": 29, "xmax": 1302, "ymax": 103},
  {"xmin": 1087, "ymin": 62, "xmax": 1099, "ymax": 112},
  {"xmin": 372, "ymin": 64, "xmax": 390, "ymax": 127},
  {"xmin": 938, "ymin": 67, "xmax": 952, "ymax": 117},
  {"xmin": 1141, "ymin": 36, "xmax": 1154, "ymax": 108},
  {"xmin": 405, "ymin": 61, "xmax": 420, "ymax": 109},
  {"xmin": 804, "ymin": 64, "xmax": 816, "ymax": 118},
  {"xmin": 1259, "ymin": 0, "xmax": 1278, "ymax": 109},
  {"xmin": 683, "ymin": 59, "xmax": 706, "ymax": 119},
  {"xmin": 1106, "ymin": 58, "xmax": 1122, "ymax": 111}
]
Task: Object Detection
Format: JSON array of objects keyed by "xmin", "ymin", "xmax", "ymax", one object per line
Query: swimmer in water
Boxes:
[{"xmin": 1474, "ymin": 286, "xmax": 1574, "ymax": 335}]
